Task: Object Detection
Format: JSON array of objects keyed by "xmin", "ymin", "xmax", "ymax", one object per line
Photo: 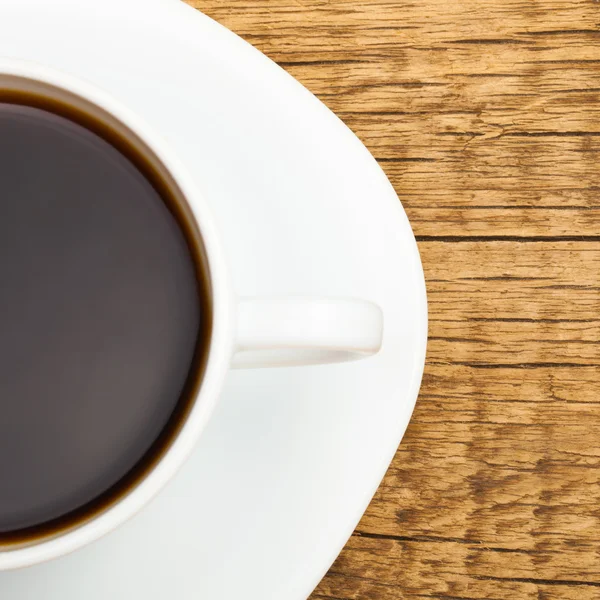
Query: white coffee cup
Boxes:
[{"xmin": 0, "ymin": 59, "xmax": 383, "ymax": 570}]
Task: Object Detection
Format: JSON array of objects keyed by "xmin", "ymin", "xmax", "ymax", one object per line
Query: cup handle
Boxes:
[{"xmin": 232, "ymin": 297, "xmax": 383, "ymax": 368}]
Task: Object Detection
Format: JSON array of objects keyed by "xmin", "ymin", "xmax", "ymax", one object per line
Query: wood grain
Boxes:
[{"xmin": 187, "ymin": 0, "xmax": 600, "ymax": 597}]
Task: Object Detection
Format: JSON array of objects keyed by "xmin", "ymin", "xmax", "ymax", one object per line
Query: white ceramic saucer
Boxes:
[{"xmin": 0, "ymin": 0, "xmax": 427, "ymax": 598}]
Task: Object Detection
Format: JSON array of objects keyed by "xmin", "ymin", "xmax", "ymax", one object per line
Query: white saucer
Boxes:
[{"xmin": 0, "ymin": 1, "xmax": 427, "ymax": 598}]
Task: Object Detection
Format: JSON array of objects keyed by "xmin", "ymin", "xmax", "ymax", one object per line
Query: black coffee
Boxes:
[{"xmin": 0, "ymin": 98, "xmax": 211, "ymax": 540}]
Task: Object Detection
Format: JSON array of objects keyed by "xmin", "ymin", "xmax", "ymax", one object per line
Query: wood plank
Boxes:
[
  {"xmin": 423, "ymin": 242, "xmax": 600, "ymax": 324},
  {"xmin": 407, "ymin": 208, "xmax": 600, "ymax": 237},
  {"xmin": 192, "ymin": 0, "xmax": 599, "ymax": 57},
  {"xmin": 314, "ymin": 536, "xmax": 600, "ymax": 600},
  {"xmin": 427, "ymin": 319, "xmax": 600, "ymax": 365}
]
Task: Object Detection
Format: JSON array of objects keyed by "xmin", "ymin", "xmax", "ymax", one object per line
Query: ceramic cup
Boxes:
[{"xmin": 0, "ymin": 59, "xmax": 383, "ymax": 570}]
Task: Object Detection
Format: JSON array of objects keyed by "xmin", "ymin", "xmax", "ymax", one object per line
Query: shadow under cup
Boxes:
[{"xmin": 0, "ymin": 77, "xmax": 213, "ymax": 550}]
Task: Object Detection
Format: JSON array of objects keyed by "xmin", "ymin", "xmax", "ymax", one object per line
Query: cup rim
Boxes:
[{"xmin": 0, "ymin": 58, "xmax": 235, "ymax": 570}]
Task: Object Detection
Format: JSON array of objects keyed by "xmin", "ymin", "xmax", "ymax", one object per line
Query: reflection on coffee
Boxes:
[{"xmin": 0, "ymin": 98, "xmax": 211, "ymax": 540}]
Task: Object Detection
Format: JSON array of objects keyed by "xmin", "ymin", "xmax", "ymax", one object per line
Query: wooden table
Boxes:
[{"xmin": 188, "ymin": 1, "xmax": 600, "ymax": 597}]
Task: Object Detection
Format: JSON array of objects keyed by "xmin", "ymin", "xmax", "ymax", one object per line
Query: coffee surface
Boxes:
[{"xmin": 0, "ymin": 103, "xmax": 203, "ymax": 533}]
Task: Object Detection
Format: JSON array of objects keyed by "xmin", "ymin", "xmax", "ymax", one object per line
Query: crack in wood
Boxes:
[
  {"xmin": 416, "ymin": 235, "xmax": 600, "ymax": 241},
  {"xmin": 472, "ymin": 575, "xmax": 600, "ymax": 587}
]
